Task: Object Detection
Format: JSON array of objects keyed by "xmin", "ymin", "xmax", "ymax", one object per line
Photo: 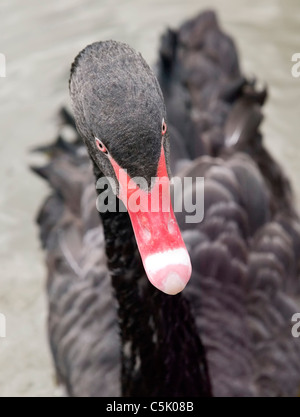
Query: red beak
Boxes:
[{"xmin": 108, "ymin": 145, "xmax": 192, "ymax": 295}]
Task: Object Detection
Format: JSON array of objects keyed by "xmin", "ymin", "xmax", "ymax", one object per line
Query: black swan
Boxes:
[{"xmin": 33, "ymin": 11, "xmax": 300, "ymax": 397}]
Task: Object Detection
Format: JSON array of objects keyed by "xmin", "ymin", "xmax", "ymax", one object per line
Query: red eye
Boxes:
[
  {"xmin": 162, "ymin": 120, "xmax": 167, "ymax": 135},
  {"xmin": 95, "ymin": 138, "xmax": 108, "ymax": 154}
]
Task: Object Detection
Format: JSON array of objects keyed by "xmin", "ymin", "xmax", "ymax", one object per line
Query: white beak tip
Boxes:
[
  {"xmin": 162, "ymin": 272, "xmax": 187, "ymax": 295},
  {"xmin": 144, "ymin": 248, "xmax": 192, "ymax": 295}
]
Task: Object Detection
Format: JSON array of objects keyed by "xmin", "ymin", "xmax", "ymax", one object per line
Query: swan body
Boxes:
[{"xmin": 34, "ymin": 11, "xmax": 300, "ymax": 397}]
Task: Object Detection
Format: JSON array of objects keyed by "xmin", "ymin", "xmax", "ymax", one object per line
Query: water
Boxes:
[{"xmin": 0, "ymin": 0, "xmax": 299, "ymax": 397}]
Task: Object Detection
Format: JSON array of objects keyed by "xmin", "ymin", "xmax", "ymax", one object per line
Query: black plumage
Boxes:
[{"xmin": 33, "ymin": 11, "xmax": 300, "ymax": 397}]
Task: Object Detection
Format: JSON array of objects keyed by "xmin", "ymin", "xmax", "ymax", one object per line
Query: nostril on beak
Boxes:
[
  {"xmin": 168, "ymin": 217, "xmax": 177, "ymax": 234},
  {"xmin": 142, "ymin": 225, "xmax": 151, "ymax": 242},
  {"xmin": 138, "ymin": 215, "xmax": 151, "ymax": 242}
]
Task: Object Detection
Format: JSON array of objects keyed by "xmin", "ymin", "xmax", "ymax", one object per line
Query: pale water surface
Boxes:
[{"xmin": 0, "ymin": 0, "xmax": 299, "ymax": 397}]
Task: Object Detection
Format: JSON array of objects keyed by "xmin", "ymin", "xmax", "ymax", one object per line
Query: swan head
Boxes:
[{"xmin": 69, "ymin": 41, "xmax": 191, "ymax": 295}]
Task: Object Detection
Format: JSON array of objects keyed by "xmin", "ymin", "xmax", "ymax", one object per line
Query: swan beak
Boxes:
[{"xmin": 108, "ymin": 146, "xmax": 192, "ymax": 295}]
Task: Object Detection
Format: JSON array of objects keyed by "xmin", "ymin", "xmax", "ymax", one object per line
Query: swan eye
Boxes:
[
  {"xmin": 162, "ymin": 119, "xmax": 167, "ymax": 135},
  {"xmin": 95, "ymin": 138, "xmax": 108, "ymax": 154}
]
